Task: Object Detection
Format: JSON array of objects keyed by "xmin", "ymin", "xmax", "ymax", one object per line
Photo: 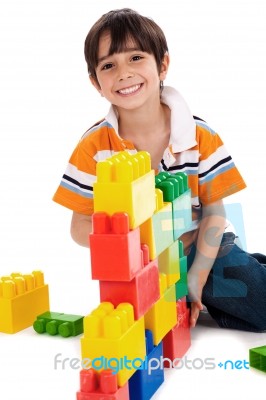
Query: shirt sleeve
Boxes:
[
  {"xmin": 197, "ymin": 124, "xmax": 247, "ymax": 205},
  {"xmin": 52, "ymin": 138, "xmax": 97, "ymax": 215}
]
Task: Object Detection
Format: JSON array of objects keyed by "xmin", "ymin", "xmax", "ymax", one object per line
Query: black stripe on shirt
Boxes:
[
  {"xmin": 198, "ymin": 156, "xmax": 232, "ymax": 178},
  {"xmin": 63, "ymin": 174, "xmax": 93, "ymax": 191},
  {"xmin": 161, "ymin": 159, "xmax": 199, "ymax": 172},
  {"xmin": 193, "ymin": 115, "xmax": 206, "ymax": 122}
]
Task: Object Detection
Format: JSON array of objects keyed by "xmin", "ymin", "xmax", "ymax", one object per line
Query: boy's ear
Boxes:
[
  {"xmin": 159, "ymin": 53, "xmax": 170, "ymax": 81},
  {"xmin": 89, "ymin": 75, "xmax": 102, "ymax": 94}
]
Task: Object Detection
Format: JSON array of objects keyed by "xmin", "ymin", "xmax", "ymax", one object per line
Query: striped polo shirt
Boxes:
[{"xmin": 53, "ymin": 86, "xmax": 246, "ymax": 217}]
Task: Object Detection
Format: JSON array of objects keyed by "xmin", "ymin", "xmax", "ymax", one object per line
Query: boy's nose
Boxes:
[{"xmin": 117, "ymin": 65, "xmax": 134, "ymax": 81}]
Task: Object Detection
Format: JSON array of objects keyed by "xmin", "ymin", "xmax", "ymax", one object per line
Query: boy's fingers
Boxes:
[
  {"xmin": 196, "ymin": 300, "xmax": 204, "ymax": 310},
  {"xmin": 190, "ymin": 303, "xmax": 201, "ymax": 328},
  {"xmin": 190, "ymin": 300, "xmax": 205, "ymax": 328}
]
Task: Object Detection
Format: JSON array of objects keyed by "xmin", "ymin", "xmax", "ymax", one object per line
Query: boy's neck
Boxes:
[{"xmin": 116, "ymin": 102, "xmax": 170, "ymax": 145}]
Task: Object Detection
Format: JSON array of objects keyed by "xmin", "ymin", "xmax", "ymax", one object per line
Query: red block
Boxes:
[
  {"xmin": 89, "ymin": 213, "xmax": 143, "ymax": 281},
  {"xmin": 176, "ymin": 297, "xmax": 189, "ymax": 315},
  {"xmin": 99, "ymin": 245, "xmax": 160, "ymax": 319},
  {"xmin": 77, "ymin": 369, "xmax": 129, "ymax": 400},
  {"xmin": 163, "ymin": 300, "xmax": 191, "ymax": 363}
]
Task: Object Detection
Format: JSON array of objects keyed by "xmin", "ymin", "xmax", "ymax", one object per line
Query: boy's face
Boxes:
[{"xmin": 90, "ymin": 32, "xmax": 169, "ymax": 112}]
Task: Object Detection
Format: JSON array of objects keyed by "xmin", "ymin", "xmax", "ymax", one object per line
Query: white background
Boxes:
[{"xmin": 0, "ymin": 0, "xmax": 266, "ymax": 399}]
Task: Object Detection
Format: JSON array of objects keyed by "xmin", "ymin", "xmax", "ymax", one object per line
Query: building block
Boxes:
[
  {"xmin": 155, "ymin": 172, "xmax": 192, "ymax": 240},
  {"xmin": 249, "ymin": 346, "xmax": 266, "ymax": 373},
  {"xmin": 144, "ymin": 274, "xmax": 177, "ymax": 346},
  {"xmin": 140, "ymin": 189, "xmax": 174, "ymax": 260},
  {"xmin": 93, "ymin": 151, "xmax": 156, "ymax": 229},
  {"xmin": 175, "ymin": 241, "xmax": 188, "ymax": 299},
  {"xmin": 33, "ymin": 311, "xmax": 84, "ymax": 337},
  {"xmin": 163, "ymin": 298, "xmax": 191, "ymax": 363},
  {"xmin": 99, "ymin": 244, "xmax": 160, "ymax": 319},
  {"xmin": 77, "ymin": 369, "xmax": 129, "ymax": 400},
  {"xmin": 89, "ymin": 213, "xmax": 143, "ymax": 281},
  {"xmin": 81, "ymin": 302, "xmax": 146, "ymax": 387},
  {"xmin": 0, "ymin": 271, "xmax": 49, "ymax": 334},
  {"xmin": 158, "ymin": 240, "xmax": 180, "ymax": 286},
  {"xmin": 129, "ymin": 330, "xmax": 164, "ymax": 400}
]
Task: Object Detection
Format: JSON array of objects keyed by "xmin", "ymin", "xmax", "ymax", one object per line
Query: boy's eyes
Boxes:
[
  {"xmin": 102, "ymin": 63, "xmax": 113, "ymax": 70},
  {"xmin": 131, "ymin": 55, "xmax": 143, "ymax": 61},
  {"xmin": 100, "ymin": 55, "xmax": 144, "ymax": 71}
]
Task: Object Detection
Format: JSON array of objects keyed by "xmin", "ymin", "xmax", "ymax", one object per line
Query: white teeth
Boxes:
[{"xmin": 118, "ymin": 84, "xmax": 141, "ymax": 95}]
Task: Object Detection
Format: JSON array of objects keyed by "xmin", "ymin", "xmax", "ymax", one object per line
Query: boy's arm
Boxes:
[
  {"xmin": 70, "ymin": 212, "xmax": 92, "ymax": 247},
  {"xmin": 188, "ymin": 199, "xmax": 226, "ymax": 327}
]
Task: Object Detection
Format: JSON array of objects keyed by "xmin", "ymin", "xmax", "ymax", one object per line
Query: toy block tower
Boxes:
[
  {"xmin": 0, "ymin": 270, "xmax": 49, "ymax": 333},
  {"xmin": 78, "ymin": 151, "xmax": 192, "ymax": 399}
]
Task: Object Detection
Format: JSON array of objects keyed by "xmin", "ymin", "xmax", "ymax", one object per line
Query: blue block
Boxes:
[{"xmin": 129, "ymin": 330, "xmax": 164, "ymax": 400}]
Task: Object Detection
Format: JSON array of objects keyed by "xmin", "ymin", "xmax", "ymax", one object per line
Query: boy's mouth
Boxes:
[{"xmin": 117, "ymin": 83, "xmax": 142, "ymax": 95}]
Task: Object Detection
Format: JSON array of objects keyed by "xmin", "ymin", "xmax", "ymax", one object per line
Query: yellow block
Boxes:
[
  {"xmin": 81, "ymin": 302, "xmax": 146, "ymax": 387},
  {"xmin": 93, "ymin": 151, "xmax": 156, "ymax": 229},
  {"xmin": 0, "ymin": 271, "xmax": 49, "ymax": 334},
  {"xmin": 158, "ymin": 240, "xmax": 180, "ymax": 286},
  {"xmin": 140, "ymin": 189, "xmax": 174, "ymax": 259},
  {"xmin": 144, "ymin": 274, "xmax": 177, "ymax": 345}
]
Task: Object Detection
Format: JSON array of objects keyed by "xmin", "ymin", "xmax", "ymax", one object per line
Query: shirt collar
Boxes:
[
  {"xmin": 161, "ymin": 86, "xmax": 197, "ymax": 153},
  {"xmin": 105, "ymin": 86, "xmax": 197, "ymax": 156}
]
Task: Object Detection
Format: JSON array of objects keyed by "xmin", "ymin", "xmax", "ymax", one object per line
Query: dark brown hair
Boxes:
[{"xmin": 84, "ymin": 8, "xmax": 169, "ymax": 83}]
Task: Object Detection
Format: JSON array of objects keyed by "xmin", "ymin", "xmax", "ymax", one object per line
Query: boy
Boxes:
[{"xmin": 53, "ymin": 8, "xmax": 266, "ymax": 331}]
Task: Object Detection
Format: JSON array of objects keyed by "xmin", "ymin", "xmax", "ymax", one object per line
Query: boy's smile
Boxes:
[
  {"xmin": 91, "ymin": 32, "xmax": 169, "ymax": 113},
  {"xmin": 117, "ymin": 83, "xmax": 143, "ymax": 96}
]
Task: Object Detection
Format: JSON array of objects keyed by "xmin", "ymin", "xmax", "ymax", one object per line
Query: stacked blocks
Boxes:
[
  {"xmin": 129, "ymin": 330, "xmax": 164, "ymax": 400},
  {"xmin": 79, "ymin": 151, "xmax": 192, "ymax": 399},
  {"xmin": 33, "ymin": 311, "xmax": 84, "ymax": 337},
  {"xmin": 99, "ymin": 244, "xmax": 160, "ymax": 319},
  {"xmin": 249, "ymin": 346, "xmax": 266, "ymax": 373},
  {"xmin": 0, "ymin": 270, "xmax": 49, "ymax": 334},
  {"xmin": 93, "ymin": 151, "xmax": 156, "ymax": 229},
  {"xmin": 77, "ymin": 369, "xmax": 129, "ymax": 400}
]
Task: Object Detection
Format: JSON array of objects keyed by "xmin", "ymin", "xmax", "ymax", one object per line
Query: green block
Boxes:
[
  {"xmin": 174, "ymin": 172, "xmax": 189, "ymax": 192},
  {"xmin": 156, "ymin": 180, "xmax": 175, "ymax": 202},
  {"xmin": 249, "ymin": 346, "xmax": 266, "ymax": 373},
  {"xmin": 33, "ymin": 311, "xmax": 84, "ymax": 337},
  {"xmin": 175, "ymin": 254, "xmax": 188, "ymax": 299}
]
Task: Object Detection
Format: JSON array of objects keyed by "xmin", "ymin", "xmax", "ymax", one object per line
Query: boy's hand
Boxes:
[
  {"xmin": 187, "ymin": 268, "xmax": 205, "ymax": 328},
  {"xmin": 190, "ymin": 300, "xmax": 204, "ymax": 328}
]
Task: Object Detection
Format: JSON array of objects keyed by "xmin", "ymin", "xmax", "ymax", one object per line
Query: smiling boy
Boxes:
[{"xmin": 53, "ymin": 8, "xmax": 266, "ymax": 331}]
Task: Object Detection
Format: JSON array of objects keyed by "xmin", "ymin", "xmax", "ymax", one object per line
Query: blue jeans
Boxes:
[{"xmin": 187, "ymin": 232, "xmax": 266, "ymax": 332}]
